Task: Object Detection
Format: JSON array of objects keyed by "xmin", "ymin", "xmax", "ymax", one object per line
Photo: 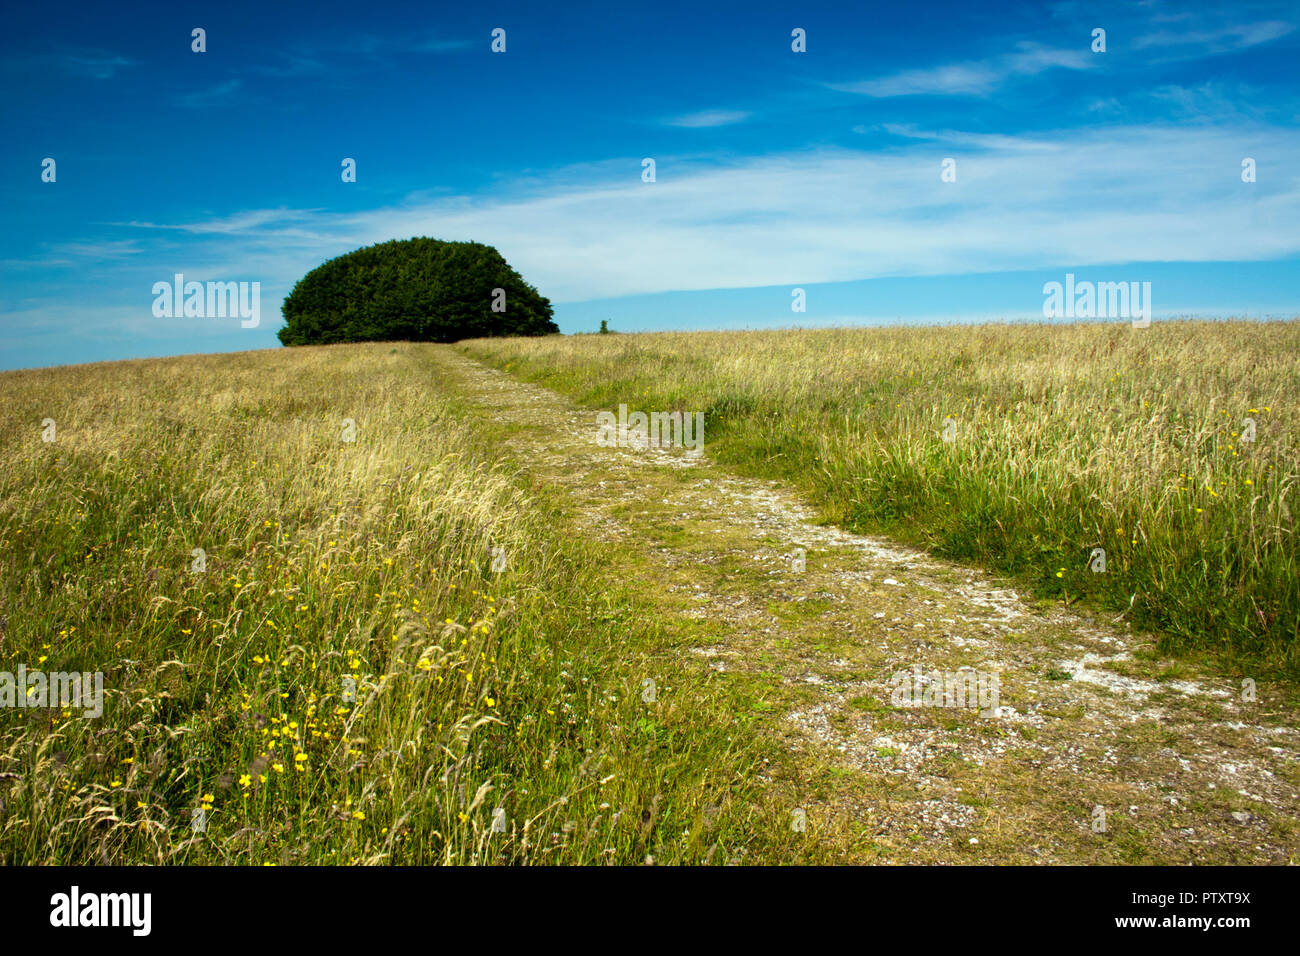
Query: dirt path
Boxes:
[{"xmin": 437, "ymin": 346, "xmax": 1300, "ymax": 864}]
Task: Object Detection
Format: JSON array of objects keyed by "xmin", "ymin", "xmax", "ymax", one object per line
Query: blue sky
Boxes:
[{"xmin": 2, "ymin": 0, "xmax": 1298, "ymax": 370}]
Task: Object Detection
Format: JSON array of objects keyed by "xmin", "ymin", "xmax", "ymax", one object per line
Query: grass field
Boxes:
[
  {"xmin": 0, "ymin": 344, "xmax": 784, "ymax": 865},
  {"xmin": 3, "ymin": 322, "xmax": 1297, "ymax": 866},
  {"xmin": 461, "ymin": 320, "xmax": 1300, "ymax": 677}
]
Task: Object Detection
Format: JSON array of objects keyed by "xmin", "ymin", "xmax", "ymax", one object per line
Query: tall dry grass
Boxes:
[
  {"xmin": 0, "ymin": 342, "xmax": 768, "ymax": 864},
  {"xmin": 463, "ymin": 320, "xmax": 1300, "ymax": 675}
]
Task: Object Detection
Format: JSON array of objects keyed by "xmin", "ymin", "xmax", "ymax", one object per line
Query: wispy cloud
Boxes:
[
  {"xmin": 831, "ymin": 63, "xmax": 1000, "ymax": 98},
  {"xmin": 1134, "ymin": 19, "xmax": 1295, "ymax": 52},
  {"xmin": 3, "ymin": 49, "xmax": 137, "ymax": 80},
  {"xmin": 175, "ymin": 80, "xmax": 243, "ymax": 109},
  {"xmin": 49, "ymin": 240, "xmax": 143, "ymax": 260},
  {"xmin": 2, "ymin": 240, "xmax": 144, "ymax": 270},
  {"xmin": 1145, "ymin": 81, "xmax": 1274, "ymax": 121},
  {"xmin": 415, "ymin": 37, "xmax": 474, "ymax": 53},
  {"xmin": 665, "ymin": 109, "xmax": 752, "ymax": 128},
  {"xmin": 115, "ymin": 209, "xmax": 319, "ymax": 235},
  {"xmin": 829, "ymin": 43, "xmax": 1092, "ymax": 98},
  {"xmin": 241, "ymin": 31, "xmax": 472, "ymax": 77},
  {"xmin": 62, "ymin": 50, "xmax": 135, "ymax": 79},
  {"xmin": 109, "ymin": 122, "xmax": 1300, "ymax": 303},
  {"xmin": 864, "ymin": 124, "xmax": 1063, "ymax": 151}
]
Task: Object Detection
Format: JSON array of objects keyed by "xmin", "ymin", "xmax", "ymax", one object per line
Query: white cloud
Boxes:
[
  {"xmin": 116, "ymin": 208, "xmax": 319, "ymax": 235},
  {"xmin": 828, "ymin": 43, "xmax": 1093, "ymax": 98},
  {"xmin": 666, "ymin": 109, "xmax": 752, "ymax": 128},
  {"xmin": 1133, "ymin": 19, "xmax": 1295, "ymax": 51},
  {"xmin": 48, "ymin": 240, "xmax": 143, "ymax": 260},
  {"xmin": 872, "ymin": 124, "xmax": 1063, "ymax": 151},
  {"xmin": 96, "ymin": 123, "xmax": 1300, "ymax": 304},
  {"xmin": 831, "ymin": 63, "xmax": 1001, "ymax": 97}
]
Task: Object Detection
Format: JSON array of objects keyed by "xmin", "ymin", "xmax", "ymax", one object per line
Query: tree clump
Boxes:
[{"xmin": 277, "ymin": 237, "xmax": 558, "ymax": 345}]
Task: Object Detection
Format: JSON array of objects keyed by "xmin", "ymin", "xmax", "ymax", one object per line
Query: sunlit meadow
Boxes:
[
  {"xmin": 462, "ymin": 320, "xmax": 1300, "ymax": 676},
  {"xmin": 0, "ymin": 343, "xmax": 774, "ymax": 865}
]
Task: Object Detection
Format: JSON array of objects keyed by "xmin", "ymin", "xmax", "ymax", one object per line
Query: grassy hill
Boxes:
[
  {"xmin": 462, "ymin": 321, "xmax": 1300, "ymax": 678},
  {"xmin": 0, "ymin": 344, "xmax": 775, "ymax": 864},
  {"xmin": 3, "ymin": 322, "xmax": 1297, "ymax": 865}
]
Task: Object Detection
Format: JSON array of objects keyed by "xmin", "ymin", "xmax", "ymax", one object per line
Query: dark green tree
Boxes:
[{"xmin": 277, "ymin": 238, "xmax": 558, "ymax": 346}]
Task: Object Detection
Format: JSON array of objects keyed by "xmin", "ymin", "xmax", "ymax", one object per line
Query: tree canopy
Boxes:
[{"xmin": 277, "ymin": 237, "xmax": 558, "ymax": 345}]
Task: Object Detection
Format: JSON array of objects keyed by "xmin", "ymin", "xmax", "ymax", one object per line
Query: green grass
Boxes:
[
  {"xmin": 0, "ymin": 342, "xmax": 786, "ymax": 865},
  {"xmin": 461, "ymin": 320, "xmax": 1300, "ymax": 677}
]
